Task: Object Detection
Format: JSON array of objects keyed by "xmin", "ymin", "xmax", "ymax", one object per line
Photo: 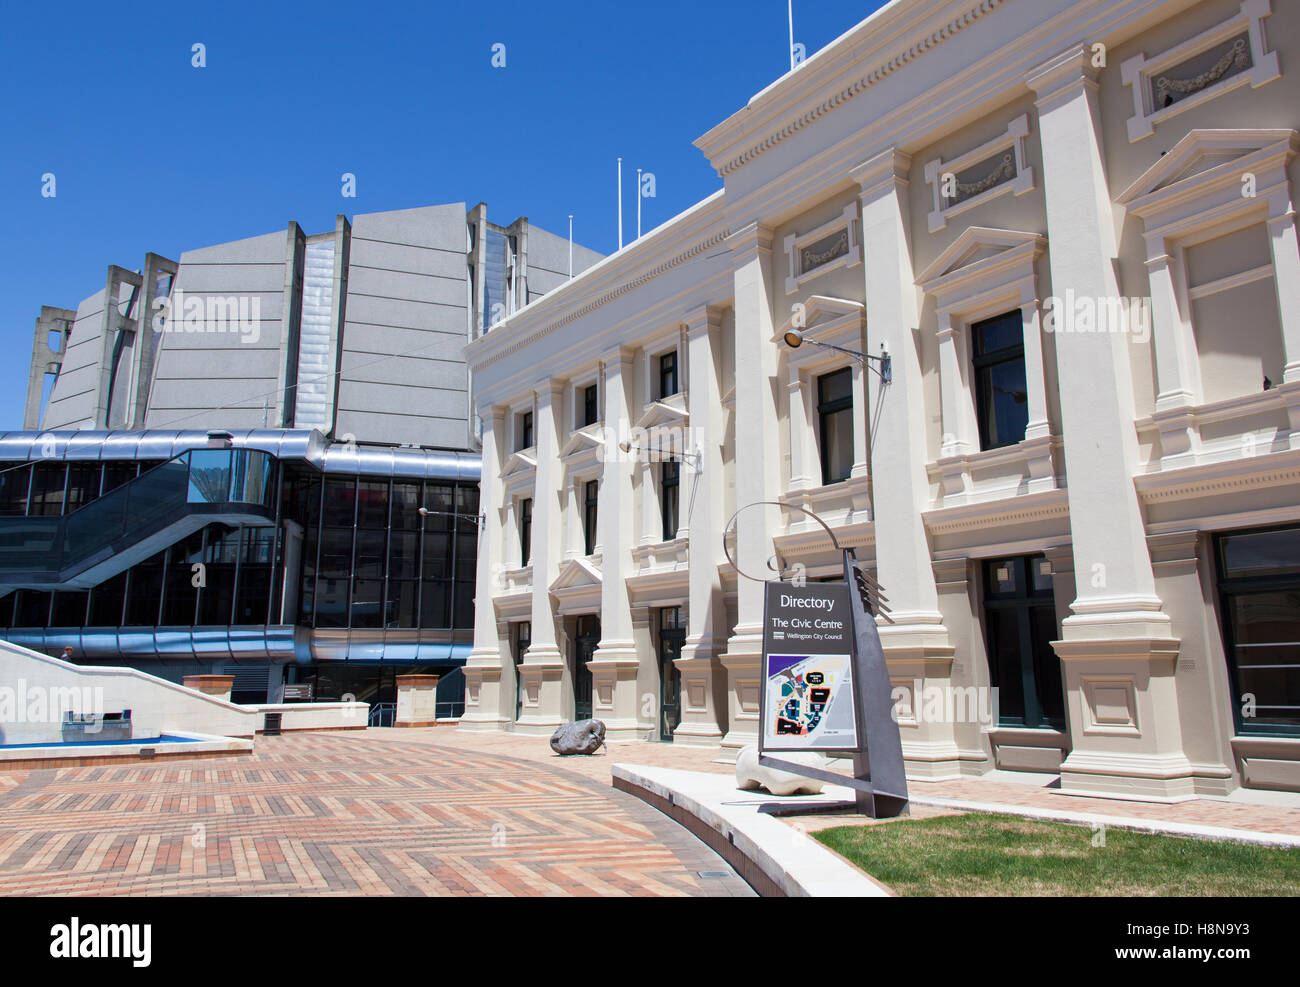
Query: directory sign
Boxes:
[{"xmin": 759, "ymin": 581, "xmax": 860, "ymax": 753}]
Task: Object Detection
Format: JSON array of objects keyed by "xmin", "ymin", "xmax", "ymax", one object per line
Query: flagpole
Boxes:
[
  {"xmin": 617, "ymin": 157, "xmax": 623, "ymax": 249},
  {"xmin": 788, "ymin": 0, "xmax": 795, "ymax": 71},
  {"xmin": 568, "ymin": 215, "xmax": 574, "ymax": 279},
  {"xmin": 636, "ymin": 167, "xmax": 642, "ymax": 239}
]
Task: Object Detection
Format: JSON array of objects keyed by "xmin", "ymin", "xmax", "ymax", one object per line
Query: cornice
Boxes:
[
  {"xmin": 468, "ymin": 219, "xmax": 732, "ymax": 373},
  {"xmin": 1135, "ymin": 449, "xmax": 1300, "ymax": 504},
  {"xmin": 923, "ymin": 488, "xmax": 1069, "ymax": 536},
  {"xmin": 698, "ymin": 0, "xmax": 1008, "ymax": 178}
]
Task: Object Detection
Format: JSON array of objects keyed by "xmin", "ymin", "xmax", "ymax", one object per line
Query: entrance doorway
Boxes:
[
  {"xmin": 659, "ymin": 607, "xmax": 685, "ymax": 742},
  {"xmin": 573, "ymin": 614, "xmax": 600, "ymax": 720}
]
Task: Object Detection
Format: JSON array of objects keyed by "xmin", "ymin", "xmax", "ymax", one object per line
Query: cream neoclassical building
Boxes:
[{"xmin": 460, "ymin": 0, "xmax": 1300, "ymax": 800}]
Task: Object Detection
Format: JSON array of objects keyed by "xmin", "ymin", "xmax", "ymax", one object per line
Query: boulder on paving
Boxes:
[
  {"xmin": 735, "ymin": 745, "xmax": 827, "ymax": 796},
  {"xmin": 550, "ymin": 718, "xmax": 606, "ymax": 755}
]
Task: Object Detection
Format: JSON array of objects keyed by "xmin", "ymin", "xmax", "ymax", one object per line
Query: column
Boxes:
[
  {"xmin": 849, "ymin": 360, "xmax": 869, "ymax": 479},
  {"xmin": 1147, "ymin": 531, "xmax": 1235, "ymax": 796},
  {"xmin": 515, "ymin": 380, "xmax": 568, "ymax": 735},
  {"xmin": 1144, "ymin": 237, "xmax": 1202, "ymax": 465},
  {"xmin": 676, "ymin": 306, "xmax": 727, "ymax": 745},
  {"xmin": 786, "ymin": 372, "xmax": 815, "ymax": 489},
  {"xmin": 639, "ymin": 458, "xmax": 659, "ymax": 546},
  {"xmin": 565, "ymin": 476, "xmax": 584, "ymax": 560},
  {"xmin": 1267, "ymin": 203, "xmax": 1300, "ymax": 384},
  {"xmin": 936, "ymin": 313, "xmax": 974, "ymax": 456},
  {"xmin": 719, "ymin": 223, "xmax": 782, "ymax": 755},
  {"xmin": 850, "ymin": 148, "xmax": 961, "ymax": 778},
  {"xmin": 1028, "ymin": 47, "xmax": 1189, "ymax": 800},
  {"xmin": 1020, "ymin": 298, "xmax": 1051, "ymax": 442},
  {"xmin": 590, "ymin": 349, "xmax": 647, "ymax": 740},
  {"xmin": 1265, "ymin": 201, "xmax": 1300, "ymax": 446},
  {"xmin": 460, "ymin": 405, "xmax": 513, "ymax": 732}
]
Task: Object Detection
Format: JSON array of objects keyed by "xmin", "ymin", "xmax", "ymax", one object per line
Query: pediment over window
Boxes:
[
  {"xmin": 773, "ymin": 295, "xmax": 864, "ymax": 343},
  {"xmin": 1117, "ymin": 128, "xmax": 1299, "ymax": 208},
  {"xmin": 916, "ymin": 227, "xmax": 1046, "ymax": 291},
  {"xmin": 559, "ymin": 425, "xmax": 605, "ymax": 461},
  {"xmin": 501, "ymin": 448, "xmax": 537, "ymax": 478},
  {"xmin": 549, "ymin": 556, "xmax": 602, "ymax": 593},
  {"xmin": 633, "ymin": 399, "xmax": 689, "ymax": 433}
]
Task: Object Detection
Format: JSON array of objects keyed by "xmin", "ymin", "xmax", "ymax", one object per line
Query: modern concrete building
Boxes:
[
  {"xmin": 4, "ymin": 203, "xmax": 601, "ymax": 716},
  {"xmin": 461, "ymin": 0, "xmax": 1300, "ymax": 799}
]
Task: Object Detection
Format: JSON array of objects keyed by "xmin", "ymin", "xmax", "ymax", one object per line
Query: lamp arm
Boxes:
[{"xmin": 797, "ymin": 335, "xmax": 893, "ymax": 384}]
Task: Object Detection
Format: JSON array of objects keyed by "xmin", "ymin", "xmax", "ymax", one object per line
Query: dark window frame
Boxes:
[
  {"xmin": 582, "ymin": 384, "xmax": 599, "ymax": 428},
  {"xmin": 658, "ymin": 350, "xmax": 679, "ymax": 399},
  {"xmin": 583, "ymin": 479, "xmax": 599, "ymax": 557},
  {"xmin": 519, "ymin": 497, "xmax": 533, "ymax": 566},
  {"xmin": 660, "ymin": 460, "xmax": 679, "ymax": 543},
  {"xmin": 981, "ymin": 554, "xmax": 1064, "ymax": 730},
  {"xmin": 816, "ymin": 366, "xmax": 854, "ymax": 486},
  {"xmin": 971, "ymin": 310, "xmax": 1029, "ymax": 451},
  {"xmin": 519, "ymin": 411, "xmax": 534, "ymax": 450},
  {"xmin": 1214, "ymin": 525, "xmax": 1300, "ymax": 737}
]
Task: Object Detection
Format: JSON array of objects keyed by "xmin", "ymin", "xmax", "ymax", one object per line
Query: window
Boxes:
[
  {"xmin": 982, "ymin": 555, "xmax": 1063, "ymax": 729},
  {"xmin": 582, "ymin": 384, "xmax": 599, "ymax": 427},
  {"xmin": 660, "ymin": 460, "xmax": 679, "ymax": 542},
  {"xmin": 519, "ymin": 411, "xmax": 533, "ymax": 450},
  {"xmin": 583, "ymin": 480, "xmax": 599, "ymax": 556},
  {"xmin": 1215, "ymin": 526, "xmax": 1300, "ymax": 736},
  {"xmin": 816, "ymin": 368, "xmax": 854, "ymax": 485},
  {"xmin": 519, "ymin": 498, "xmax": 532, "ymax": 566},
  {"xmin": 658, "ymin": 351, "xmax": 678, "ymax": 399},
  {"xmin": 514, "ymin": 621, "xmax": 531, "ymax": 720},
  {"xmin": 972, "ymin": 310, "xmax": 1028, "ymax": 450}
]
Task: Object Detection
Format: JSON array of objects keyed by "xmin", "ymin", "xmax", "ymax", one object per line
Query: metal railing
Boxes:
[{"xmin": 0, "ymin": 448, "xmax": 277, "ymax": 586}]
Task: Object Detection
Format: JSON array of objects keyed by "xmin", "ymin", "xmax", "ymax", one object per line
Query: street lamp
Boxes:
[{"xmin": 782, "ymin": 328, "xmax": 892, "ymax": 384}]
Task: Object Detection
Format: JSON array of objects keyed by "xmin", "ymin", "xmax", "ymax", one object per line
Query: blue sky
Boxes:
[{"xmin": 0, "ymin": 1, "xmax": 888, "ymax": 431}]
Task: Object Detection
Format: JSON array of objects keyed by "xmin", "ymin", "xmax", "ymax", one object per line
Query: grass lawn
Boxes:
[{"xmin": 813, "ymin": 812, "xmax": 1300, "ymax": 896}]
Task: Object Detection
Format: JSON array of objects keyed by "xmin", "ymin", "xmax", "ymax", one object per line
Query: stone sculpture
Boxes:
[
  {"xmin": 550, "ymin": 718, "xmax": 607, "ymax": 755},
  {"xmin": 735, "ymin": 744, "xmax": 827, "ymax": 796}
]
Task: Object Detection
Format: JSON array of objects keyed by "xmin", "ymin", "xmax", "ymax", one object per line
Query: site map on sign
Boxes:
[{"xmin": 763, "ymin": 653, "xmax": 858, "ymax": 750}]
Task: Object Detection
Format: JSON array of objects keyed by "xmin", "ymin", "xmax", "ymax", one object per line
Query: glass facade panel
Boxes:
[
  {"xmin": 0, "ymin": 457, "xmax": 478, "ymax": 635},
  {"xmin": 0, "ymin": 465, "xmax": 30, "ymax": 516}
]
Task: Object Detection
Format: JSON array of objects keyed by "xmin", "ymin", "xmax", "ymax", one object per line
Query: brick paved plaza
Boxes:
[
  {"xmin": 1, "ymin": 727, "xmax": 1298, "ymax": 897},
  {"xmin": 0, "ymin": 730, "xmax": 752, "ymax": 897}
]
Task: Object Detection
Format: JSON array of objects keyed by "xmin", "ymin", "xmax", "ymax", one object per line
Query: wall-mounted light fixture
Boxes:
[
  {"xmin": 617, "ymin": 439, "xmax": 703, "ymax": 471},
  {"xmin": 782, "ymin": 328, "xmax": 892, "ymax": 384},
  {"xmin": 417, "ymin": 506, "xmax": 486, "ymax": 533}
]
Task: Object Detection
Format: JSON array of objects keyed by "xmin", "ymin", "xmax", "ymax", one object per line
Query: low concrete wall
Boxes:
[
  {"xmin": 0, "ymin": 640, "xmax": 259, "ymax": 745},
  {"xmin": 247, "ymin": 702, "xmax": 369, "ymax": 732}
]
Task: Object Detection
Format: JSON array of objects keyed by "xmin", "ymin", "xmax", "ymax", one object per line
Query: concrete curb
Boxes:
[{"xmin": 611, "ymin": 763, "xmax": 893, "ymax": 897}]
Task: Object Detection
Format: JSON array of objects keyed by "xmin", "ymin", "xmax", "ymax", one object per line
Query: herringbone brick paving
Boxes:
[{"xmin": 0, "ymin": 731, "xmax": 751, "ymax": 897}]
